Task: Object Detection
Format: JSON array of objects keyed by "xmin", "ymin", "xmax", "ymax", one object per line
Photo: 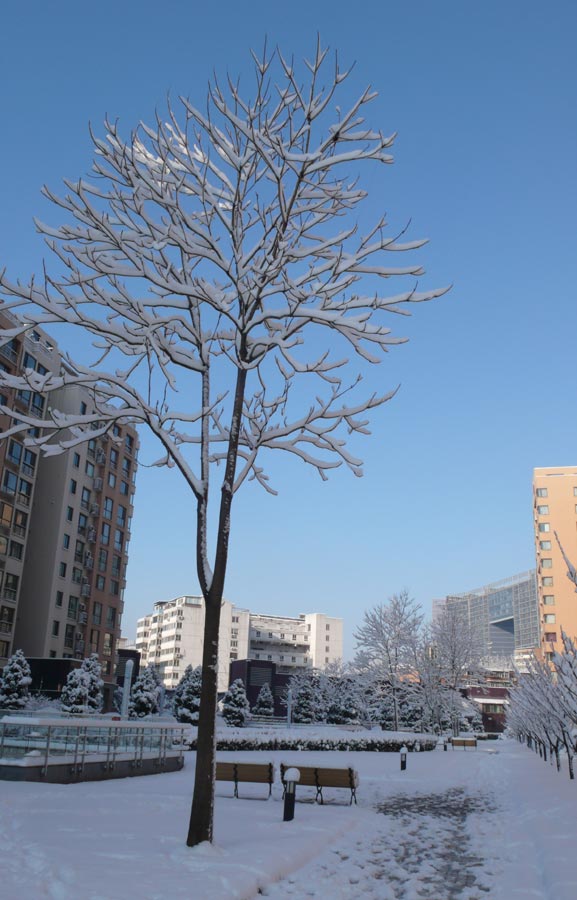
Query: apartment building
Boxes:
[
  {"xmin": 0, "ymin": 311, "xmax": 139, "ymax": 687},
  {"xmin": 15, "ymin": 383, "xmax": 138, "ymax": 678},
  {"xmin": 135, "ymin": 598, "xmax": 343, "ymax": 690},
  {"xmin": 0, "ymin": 315, "xmax": 60, "ymax": 663},
  {"xmin": 136, "ymin": 596, "xmax": 243, "ymax": 692},
  {"xmin": 533, "ymin": 466, "xmax": 577, "ymax": 659},
  {"xmin": 438, "ymin": 570, "xmax": 540, "ymax": 666}
]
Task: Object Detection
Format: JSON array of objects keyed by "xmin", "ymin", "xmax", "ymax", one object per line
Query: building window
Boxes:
[
  {"xmin": 49, "ymin": 650, "xmax": 56, "ymax": 659},
  {"xmin": 52, "ymin": 620, "xmax": 60, "ymax": 637},
  {"xmin": 537, "ymin": 505, "xmax": 549, "ymax": 515},
  {"xmin": 69, "ymin": 478, "xmax": 77, "ymax": 495},
  {"xmin": 98, "ymin": 548, "xmax": 108, "ymax": 572},
  {"xmin": 85, "ymin": 461, "xmax": 95, "ymax": 477},
  {"xmin": 93, "ymin": 602, "xmax": 102, "ymax": 625},
  {"xmin": 538, "ymin": 523, "xmax": 550, "ymax": 533},
  {"xmin": 73, "ymin": 453, "xmax": 80, "ymax": 468},
  {"xmin": 536, "ymin": 488, "xmax": 548, "ymax": 498},
  {"xmin": 102, "ymin": 633, "xmax": 113, "ymax": 657},
  {"xmin": 67, "ymin": 596, "xmax": 79, "ymax": 619},
  {"xmin": 101, "ymin": 523, "xmax": 110, "ymax": 546},
  {"xmin": 7, "ymin": 440, "xmax": 22, "ymax": 466},
  {"xmin": 292, "ymin": 634, "xmax": 297, "ymax": 641},
  {"xmin": 8, "ymin": 541, "xmax": 23, "ymax": 560},
  {"xmin": 541, "ymin": 558, "xmax": 552, "ymax": 569},
  {"xmin": 81, "ymin": 487, "xmax": 91, "ymax": 510},
  {"xmin": 543, "ymin": 613, "xmax": 556, "ymax": 624},
  {"xmin": 103, "ymin": 497, "xmax": 113, "ymax": 520},
  {"xmin": 90, "ymin": 629, "xmax": 99, "ymax": 651},
  {"xmin": 56, "ymin": 591, "xmax": 63, "ymax": 607},
  {"xmin": 0, "ymin": 502, "xmax": 13, "ymax": 529},
  {"xmin": 72, "ymin": 566, "xmax": 82, "ymax": 584},
  {"xmin": 544, "ymin": 632, "xmax": 557, "ymax": 642},
  {"xmin": 325, "ymin": 656, "xmax": 329, "ymax": 663},
  {"xmin": 326, "ymin": 624, "xmax": 330, "ymax": 631},
  {"xmin": 64, "ymin": 624, "xmax": 74, "ymax": 648},
  {"xmin": 542, "ymin": 577, "xmax": 554, "ymax": 586},
  {"xmin": 291, "ymin": 656, "xmax": 296, "ymax": 663},
  {"xmin": 114, "ymin": 529, "xmax": 124, "ymax": 552},
  {"xmin": 540, "ymin": 541, "xmax": 552, "ymax": 550},
  {"xmin": 110, "ymin": 448, "xmax": 119, "ymax": 468},
  {"xmin": 108, "ymin": 473, "xmax": 116, "ymax": 488},
  {"xmin": 2, "ymin": 471, "xmax": 18, "ymax": 495},
  {"xmin": 66, "ymin": 506, "xmax": 74, "ymax": 523},
  {"xmin": 59, "ymin": 562, "xmax": 67, "ymax": 578},
  {"xmin": 96, "ymin": 575, "xmax": 105, "ymax": 591},
  {"xmin": 80, "ymin": 401, "xmax": 88, "ymax": 415},
  {"xmin": 120, "ymin": 480, "xmax": 129, "ymax": 495},
  {"xmin": 106, "ymin": 607, "xmax": 116, "ymax": 628},
  {"xmin": 63, "ymin": 533, "xmax": 70, "ymax": 550},
  {"xmin": 110, "ymin": 580, "xmax": 120, "ymax": 596},
  {"xmin": 543, "ymin": 595, "xmax": 555, "ymax": 605},
  {"xmin": 232, "ymin": 616, "xmax": 239, "ymax": 623},
  {"xmin": 117, "ymin": 505, "xmax": 127, "ymax": 527}
]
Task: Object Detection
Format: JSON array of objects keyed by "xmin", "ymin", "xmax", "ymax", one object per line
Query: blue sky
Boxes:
[{"xmin": 1, "ymin": 1, "xmax": 576, "ymax": 658}]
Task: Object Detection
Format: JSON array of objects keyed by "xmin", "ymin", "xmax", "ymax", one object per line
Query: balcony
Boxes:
[
  {"xmin": 93, "ymin": 477, "xmax": 103, "ymax": 492},
  {"xmin": 84, "ymin": 556, "xmax": 94, "ymax": 570},
  {"xmin": 12, "ymin": 524, "xmax": 26, "ymax": 538},
  {"xmin": 90, "ymin": 503, "xmax": 100, "ymax": 517},
  {"xmin": 78, "ymin": 612, "xmax": 88, "ymax": 625},
  {"xmin": 81, "ymin": 583, "xmax": 91, "ymax": 598},
  {"xmin": 87, "ymin": 529, "xmax": 96, "ymax": 543},
  {"xmin": 96, "ymin": 449, "xmax": 106, "ymax": 465},
  {"xmin": 0, "ymin": 343, "xmax": 18, "ymax": 364},
  {"xmin": 0, "ymin": 621, "xmax": 13, "ymax": 634}
]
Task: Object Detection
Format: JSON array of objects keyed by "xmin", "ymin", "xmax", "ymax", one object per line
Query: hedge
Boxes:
[{"xmin": 187, "ymin": 735, "xmax": 437, "ymax": 752}]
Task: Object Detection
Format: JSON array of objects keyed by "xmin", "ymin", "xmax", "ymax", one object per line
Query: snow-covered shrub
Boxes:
[
  {"xmin": 173, "ymin": 665, "xmax": 202, "ymax": 724},
  {"xmin": 60, "ymin": 655, "xmax": 103, "ymax": 714},
  {"xmin": 188, "ymin": 734, "xmax": 437, "ymax": 753},
  {"xmin": 0, "ymin": 649, "xmax": 32, "ymax": 709},
  {"xmin": 252, "ymin": 682, "xmax": 274, "ymax": 717},
  {"xmin": 222, "ymin": 679, "xmax": 250, "ymax": 727},
  {"xmin": 129, "ymin": 666, "xmax": 162, "ymax": 718}
]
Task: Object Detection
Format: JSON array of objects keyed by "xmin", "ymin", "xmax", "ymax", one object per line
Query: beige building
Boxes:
[
  {"xmin": 15, "ymin": 383, "xmax": 138, "ymax": 679},
  {"xmin": 135, "ymin": 600, "xmax": 343, "ymax": 690},
  {"xmin": 0, "ymin": 316, "xmax": 60, "ymax": 663},
  {"xmin": 533, "ymin": 466, "xmax": 577, "ymax": 659}
]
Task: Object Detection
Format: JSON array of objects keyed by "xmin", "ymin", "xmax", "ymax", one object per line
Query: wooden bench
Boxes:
[
  {"xmin": 451, "ymin": 738, "xmax": 477, "ymax": 750},
  {"xmin": 280, "ymin": 763, "xmax": 359, "ymax": 805},
  {"xmin": 215, "ymin": 761, "xmax": 274, "ymax": 798}
]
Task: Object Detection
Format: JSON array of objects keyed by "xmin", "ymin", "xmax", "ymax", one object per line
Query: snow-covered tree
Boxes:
[
  {"xmin": 129, "ymin": 666, "xmax": 161, "ymax": 718},
  {"xmin": 291, "ymin": 679, "xmax": 317, "ymax": 724},
  {"xmin": 0, "ymin": 649, "xmax": 32, "ymax": 709},
  {"xmin": 354, "ymin": 590, "xmax": 423, "ymax": 730},
  {"xmin": 0, "ymin": 45, "xmax": 444, "ymax": 845},
  {"xmin": 173, "ymin": 665, "xmax": 203, "ymax": 724},
  {"xmin": 60, "ymin": 654, "xmax": 103, "ymax": 714},
  {"xmin": 222, "ymin": 678, "xmax": 250, "ymax": 727},
  {"xmin": 252, "ymin": 682, "xmax": 274, "ymax": 717}
]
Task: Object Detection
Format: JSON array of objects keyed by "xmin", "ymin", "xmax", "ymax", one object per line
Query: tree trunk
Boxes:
[{"xmin": 186, "ymin": 596, "xmax": 222, "ymax": 846}]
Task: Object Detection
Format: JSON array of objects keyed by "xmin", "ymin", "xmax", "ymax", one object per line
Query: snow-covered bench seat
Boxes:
[
  {"xmin": 280, "ymin": 763, "xmax": 359, "ymax": 805},
  {"xmin": 451, "ymin": 737, "xmax": 477, "ymax": 750},
  {"xmin": 215, "ymin": 761, "xmax": 274, "ymax": 798}
]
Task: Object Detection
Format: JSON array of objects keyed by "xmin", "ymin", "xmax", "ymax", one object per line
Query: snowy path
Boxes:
[{"xmin": 261, "ymin": 784, "xmax": 496, "ymax": 899}]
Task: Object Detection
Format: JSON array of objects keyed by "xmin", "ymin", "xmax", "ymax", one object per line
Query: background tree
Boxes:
[
  {"xmin": 0, "ymin": 44, "xmax": 444, "ymax": 845},
  {"xmin": 354, "ymin": 590, "xmax": 423, "ymax": 730},
  {"xmin": 60, "ymin": 654, "xmax": 103, "ymax": 714},
  {"xmin": 0, "ymin": 649, "xmax": 32, "ymax": 710},
  {"xmin": 291, "ymin": 678, "xmax": 317, "ymax": 724},
  {"xmin": 129, "ymin": 666, "xmax": 161, "ymax": 718},
  {"xmin": 173, "ymin": 665, "xmax": 203, "ymax": 724},
  {"xmin": 221, "ymin": 678, "xmax": 250, "ymax": 727},
  {"xmin": 252, "ymin": 682, "xmax": 274, "ymax": 717}
]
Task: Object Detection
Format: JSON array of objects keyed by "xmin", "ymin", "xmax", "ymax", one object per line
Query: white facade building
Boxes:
[{"xmin": 135, "ymin": 598, "xmax": 343, "ymax": 690}]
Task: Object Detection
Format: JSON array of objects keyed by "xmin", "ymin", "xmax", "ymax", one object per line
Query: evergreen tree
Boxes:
[
  {"xmin": 222, "ymin": 678, "xmax": 250, "ymax": 727},
  {"xmin": 173, "ymin": 665, "xmax": 203, "ymax": 724},
  {"xmin": 129, "ymin": 666, "xmax": 161, "ymax": 718},
  {"xmin": 326, "ymin": 677, "xmax": 359, "ymax": 725},
  {"xmin": 60, "ymin": 654, "xmax": 103, "ymax": 714},
  {"xmin": 292, "ymin": 680, "xmax": 316, "ymax": 724},
  {"xmin": 252, "ymin": 682, "xmax": 274, "ymax": 717},
  {"xmin": 0, "ymin": 649, "xmax": 32, "ymax": 709}
]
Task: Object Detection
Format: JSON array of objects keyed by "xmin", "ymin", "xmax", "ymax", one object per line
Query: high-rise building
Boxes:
[
  {"xmin": 533, "ymin": 466, "xmax": 577, "ymax": 659},
  {"xmin": 135, "ymin": 597, "xmax": 343, "ymax": 691},
  {"xmin": 438, "ymin": 569, "xmax": 540, "ymax": 666},
  {"xmin": 15, "ymin": 383, "xmax": 138, "ymax": 680},
  {"xmin": 0, "ymin": 310, "xmax": 139, "ymax": 693},
  {"xmin": 0, "ymin": 313, "xmax": 60, "ymax": 663}
]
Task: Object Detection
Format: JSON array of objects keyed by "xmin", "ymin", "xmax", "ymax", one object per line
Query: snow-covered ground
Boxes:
[{"xmin": 0, "ymin": 737, "xmax": 575, "ymax": 899}]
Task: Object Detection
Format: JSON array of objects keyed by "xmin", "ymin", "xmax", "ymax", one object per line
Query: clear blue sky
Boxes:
[{"xmin": 1, "ymin": 1, "xmax": 576, "ymax": 658}]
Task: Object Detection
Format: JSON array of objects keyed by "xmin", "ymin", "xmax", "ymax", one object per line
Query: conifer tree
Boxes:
[
  {"xmin": 60, "ymin": 654, "xmax": 103, "ymax": 714},
  {"xmin": 173, "ymin": 666, "xmax": 203, "ymax": 724},
  {"xmin": 0, "ymin": 649, "xmax": 32, "ymax": 710},
  {"xmin": 129, "ymin": 666, "xmax": 161, "ymax": 718},
  {"xmin": 222, "ymin": 679, "xmax": 250, "ymax": 727},
  {"xmin": 252, "ymin": 682, "xmax": 274, "ymax": 717},
  {"xmin": 292, "ymin": 680, "xmax": 316, "ymax": 724}
]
